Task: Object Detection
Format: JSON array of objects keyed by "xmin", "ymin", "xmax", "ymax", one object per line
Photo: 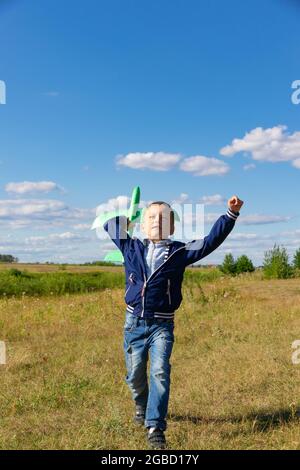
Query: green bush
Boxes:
[
  {"xmin": 293, "ymin": 248, "xmax": 300, "ymax": 270},
  {"xmin": 7, "ymin": 268, "xmax": 24, "ymax": 277},
  {"xmin": 263, "ymin": 244, "xmax": 293, "ymax": 279},
  {"xmin": 220, "ymin": 253, "xmax": 236, "ymax": 275},
  {"xmin": 220, "ymin": 253, "xmax": 255, "ymax": 276},
  {"xmin": 235, "ymin": 255, "xmax": 255, "ymax": 274}
]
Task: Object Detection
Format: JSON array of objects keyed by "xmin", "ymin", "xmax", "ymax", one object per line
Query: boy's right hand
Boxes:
[
  {"xmin": 127, "ymin": 209, "xmax": 142, "ymax": 230},
  {"xmin": 127, "ymin": 218, "xmax": 133, "ymax": 230}
]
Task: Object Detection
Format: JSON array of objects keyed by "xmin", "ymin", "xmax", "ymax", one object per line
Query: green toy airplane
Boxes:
[
  {"xmin": 91, "ymin": 186, "xmax": 142, "ymax": 264},
  {"xmin": 91, "ymin": 186, "xmax": 180, "ymax": 264}
]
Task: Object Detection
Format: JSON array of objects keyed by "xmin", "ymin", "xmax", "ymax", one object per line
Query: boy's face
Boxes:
[{"xmin": 141, "ymin": 204, "xmax": 175, "ymax": 242}]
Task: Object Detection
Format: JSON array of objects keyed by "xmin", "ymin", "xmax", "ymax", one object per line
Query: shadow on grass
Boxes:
[{"xmin": 169, "ymin": 408, "xmax": 300, "ymax": 433}]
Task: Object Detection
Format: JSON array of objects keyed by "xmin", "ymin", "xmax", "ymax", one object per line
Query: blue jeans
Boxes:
[{"xmin": 123, "ymin": 311, "xmax": 175, "ymax": 432}]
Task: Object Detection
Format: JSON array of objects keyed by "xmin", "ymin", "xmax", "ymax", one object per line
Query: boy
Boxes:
[{"xmin": 103, "ymin": 195, "xmax": 243, "ymax": 449}]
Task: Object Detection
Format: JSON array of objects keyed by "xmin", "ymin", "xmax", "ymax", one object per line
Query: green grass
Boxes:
[
  {"xmin": 0, "ymin": 266, "xmax": 230, "ymax": 298},
  {"xmin": 0, "ymin": 269, "xmax": 124, "ymax": 297},
  {"xmin": 0, "ymin": 271, "xmax": 300, "ymax": 449}
]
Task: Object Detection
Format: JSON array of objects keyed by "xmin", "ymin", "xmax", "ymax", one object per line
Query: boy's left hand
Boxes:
[{"xmin": 228, "ymin": 195, "xmax": 244, "ymax": 213}]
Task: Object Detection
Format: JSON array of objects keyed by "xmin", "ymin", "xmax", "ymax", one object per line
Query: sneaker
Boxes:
[
  {"xmin": 147, "ymin": 427, "xmax": 166, "ymax": 450},
  {"xmin": 134, "ymin": 405, "xmax": 146, "ymax": 426}
]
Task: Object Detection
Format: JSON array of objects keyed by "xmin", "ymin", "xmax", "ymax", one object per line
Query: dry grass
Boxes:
[{"xmin": 1, "ymin": 274, "xmax": 300, "ymax": 449}]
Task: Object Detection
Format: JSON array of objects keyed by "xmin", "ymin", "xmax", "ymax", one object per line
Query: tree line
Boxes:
[
  {"xmin": 0, "ymin": 254, "xmax": 19, "ymax": 263},
  {"xmin": 220, "ymin": 244, "xmax": 300, "ymax": 279}
]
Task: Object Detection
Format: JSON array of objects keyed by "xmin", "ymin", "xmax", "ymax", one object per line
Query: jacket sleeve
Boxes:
[
  {"xmin": 103, "ymin": 215, "xmax": 131, "ymax": 255},
  {"xmin": 183, "ymin": 208, "xmax": 239, "ymax": 267}
]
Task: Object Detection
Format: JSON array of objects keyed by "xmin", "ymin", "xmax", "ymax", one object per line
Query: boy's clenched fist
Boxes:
[{"xmin": 228, "ymin": 195, "xmax": 244, "ymax": 213}]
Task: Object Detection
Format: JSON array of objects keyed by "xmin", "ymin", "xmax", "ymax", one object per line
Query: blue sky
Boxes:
[{"xmin": 0, "ymin": 0, "xmax": 300, "ymax": 265}]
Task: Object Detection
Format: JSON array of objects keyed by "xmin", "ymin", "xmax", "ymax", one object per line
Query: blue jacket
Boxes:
[{"xmin": 103, "ymin": 208, "xmax": 239, "ymax": 320}]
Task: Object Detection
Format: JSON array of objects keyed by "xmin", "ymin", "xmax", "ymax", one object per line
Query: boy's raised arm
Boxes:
[
  {"xmin": 103, "ymin": 215, "xmax": 132, "ymax": 255},
  {"xmin": 183, "ymin": 195, "xmax": 244, "ymax": 267}
]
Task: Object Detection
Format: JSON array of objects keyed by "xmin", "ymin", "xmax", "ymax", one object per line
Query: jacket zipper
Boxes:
[
  {"xmin": 166, "ymin": 278, "xmax": 171, "ymax": 305},
  {"xmin": 141, "ymin": 272, "xmax": 147, "ymax": 318},
  {"xmin": 125, "ymin": 272, "xmax": 134, "ymax": 296},
  {"xmin": 140, "ymin": 246, "xmax": 185, "ymax": 317}
]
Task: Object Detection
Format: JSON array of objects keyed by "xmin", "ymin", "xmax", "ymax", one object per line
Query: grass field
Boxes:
[
  {"xmin": 0, "ymin": 262, "xmax": 123, "ymax": 273},
  {"xmin": 0, "ymin": 266, "xmax": 300, "ymax": 449}
]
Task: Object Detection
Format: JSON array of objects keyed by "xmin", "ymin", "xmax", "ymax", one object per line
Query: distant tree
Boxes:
[
  {"xmin": 235, "ymin": 255, "xmax": 255, "ymax": 274},
  {"xmin": 220, "ymin": 253, "xmax": 236, "ymax": 275},
  {"xmin": 82, "ymin": 260, "xmax": 117, "ymax": 267},
  {"xmin": 0, "ymin": 254, "xmax": 18, "ymax": 263},
  {"xmin": 293, "ymin": 248, "xmax": 300, "ymax": 270},
  {"xmin": 263, "ymin": 244, "xmax": 293, "ymax": 279}
]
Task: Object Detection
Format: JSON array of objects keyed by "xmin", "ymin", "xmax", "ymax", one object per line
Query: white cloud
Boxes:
[
  {"xmin": 72, "ymin": 223, "xmax": 93, "ymax": 231},
  {"xmin": 228, "ymin": 232, "xmax": 259, "ymax": 240},
  {"xmin": 25, "ymin": 232, "xmax": 90, "ymax": 246},
  {"xmin": 95, "ymin": 195, "xmax": 151, "ymax": 216},
  {"xmin": 171, "ymin": 193, "xmax": 225, "ymax": 210},
  {"xmin": 0, "ymin": 231, "xmax": 113, "ymax": 263},
  {"xmin": 243, "ymin": 163, "xmax": 256, "ymax": 171},
  {"xmin": 279, "ymin": 228, "xmax": 300, "ymax": 237},
  {"xmin": 220, "ymin": 125, "xmax": 300, "ymax": 167},
  {"xmin": 176, "ymin": 210, "xmax": 292, "ymax": 227},
  {"xmin": 0, "ymin": 198, "xmax": 94, "ymax": 229},
  {"xmin": 95, "ymin": 195, "xmax": 131, "ymax": 216},
  {"xmin": 292, "ymin": 158, "xmax": 300, "ymax": 169},
  {"xmin": 0, "ymin": 199, "xmax": 67, "ymax": 217},
  {"xmin": 171, "ymin": 193, "xmax": 190, "ymax": 204},
  {"xmin": 1, "ymin": 187, "xmax": 297, "ymax": 264},
  {"xmin": 179, "ymin": 156, "xmax": 230, "ymax": 176},
  {"xmin": 238, "ymin": 214, "xmax": 291, "ymax": 225},
  {"xmin": 199, "ymin": 194, "xmax": 226, "ymax": 205},
  {"xmin": 116, "ymin": 151, "xmax": 231, "ymax": 176},
  {"xmin": 5, "ymin": 181, "xmax": 65, "ymax": 195},
  {"xmin": 116, "ymin": 152, "xmax": 181, "ymax": 171}
]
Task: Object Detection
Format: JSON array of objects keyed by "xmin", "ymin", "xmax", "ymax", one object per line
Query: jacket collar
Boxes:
[{"xmin": 142, "ymin": 237, "xmax": 173, "ymax": 247}]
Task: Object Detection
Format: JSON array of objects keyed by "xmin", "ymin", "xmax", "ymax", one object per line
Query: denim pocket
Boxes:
[
  {"xmin": 124, "ymin": 341, "xmax": 132, "ymax": 374},
  {"xmin": 160, "ymin": 322, "xmax": 175, "ymax": 345},
  {"xmin": 124, "ymin": 312, "xmax": 136, "ymax": 332}
]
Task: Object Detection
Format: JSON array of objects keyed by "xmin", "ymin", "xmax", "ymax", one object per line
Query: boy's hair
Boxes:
[{"xmin": 146, "ymin": 201, "xmax": 175, "ymax": 225}]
